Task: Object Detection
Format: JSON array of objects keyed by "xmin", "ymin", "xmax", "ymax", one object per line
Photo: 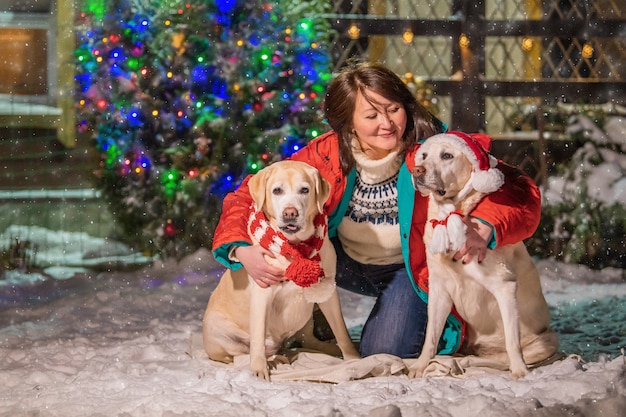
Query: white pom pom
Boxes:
[
  {"xmin": 430, "ymin": 224, "xmax": 450, "ymax": 254},
  {"xmin": 471, "ymin": 168, "xmax": 505, "ymax": 194},
  {"xmin": 446, "ymin": 213, "xmax": 467, "ymax": 251}
]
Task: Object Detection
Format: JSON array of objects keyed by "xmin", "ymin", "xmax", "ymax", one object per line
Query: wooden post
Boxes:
[
  {"xmin": 536, "ymin": 102, "xmax": 548, "ymax": 187},
  {"xmin": 453, "ymin": 0, "xmax": 484, "ymax": 133},
  {"xmin": 55, "ymin": 0, "xmax": 76, "ymax": 148},
  {"xmin": 367, "ymin": 0, "xmax": 386, "ymax": 63}
]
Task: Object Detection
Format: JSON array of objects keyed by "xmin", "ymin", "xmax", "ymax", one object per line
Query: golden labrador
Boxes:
[
  {"xmin": 203, "ymin": 161, "xmax": 360, "ymax": 380},
  {"xmin": 409, "ymin": 132, "xmax": 559, "ymax": 378}
]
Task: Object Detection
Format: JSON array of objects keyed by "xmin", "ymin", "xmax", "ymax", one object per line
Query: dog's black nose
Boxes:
[{"xmin": 283, "ymin": 207, "xmax": 298, "ymax": 220}]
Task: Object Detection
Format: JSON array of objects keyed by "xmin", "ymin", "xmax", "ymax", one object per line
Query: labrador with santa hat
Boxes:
[{"xmin": 408, "ymin": 132, "xmax": 559, "ymax": 379}]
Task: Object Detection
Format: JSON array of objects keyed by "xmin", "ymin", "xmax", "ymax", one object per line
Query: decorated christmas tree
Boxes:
[{"xmin": 75, "ymin": 0, "xmax": 334, "ymax": 258}]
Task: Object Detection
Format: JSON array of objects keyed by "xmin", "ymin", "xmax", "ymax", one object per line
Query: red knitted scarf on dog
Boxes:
[{"xmin": 248, "ymin": 208, "xmax": 327, "ymax": 288}]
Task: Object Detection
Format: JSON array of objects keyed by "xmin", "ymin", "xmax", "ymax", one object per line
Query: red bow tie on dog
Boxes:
[
  {"xmin": 429, "ymin": 205, "xmax": 467, "ymax": 254},
  {"xmin": 248, "ymin": 209, "xmax": 327, "ymax": 287}
]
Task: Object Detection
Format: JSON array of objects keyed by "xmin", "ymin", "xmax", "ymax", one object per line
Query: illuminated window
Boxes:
[{"xmin": 0, "ymin": 0, "xmax": 54, "ymax": 100}]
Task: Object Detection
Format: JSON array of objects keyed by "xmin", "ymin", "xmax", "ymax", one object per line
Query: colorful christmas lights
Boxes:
[{"xmin": 75, "ymin": 0, "xmax": 333, "ymax": 258}]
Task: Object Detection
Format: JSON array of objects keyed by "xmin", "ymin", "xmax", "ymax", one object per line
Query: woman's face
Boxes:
[{"xmin": 351, "ymin": 89, "xmax": 407, "ymax": 160}]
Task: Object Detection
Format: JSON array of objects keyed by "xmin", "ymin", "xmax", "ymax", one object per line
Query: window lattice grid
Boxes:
[
  {"xmin": 542, "ymin": 36, "xmax": 625, "ymax": 80},
  {"xmin": 591, "ymin": 37, "xmax": 626, "ymax": 80},
  {"xmin": 331, "ymin": 0, "xmax": 625, "ymax": 20},
  {"xmin": 592, "ymin": 0, "xmax": 626, "ymax": 18},
  {"xmin": 382, "ymin": 0, "xmax": 454, "ymax": 19},
  {"xmin": 485, "ymin": 36, "xmax": 542, "ymax": 81},
  {"xmin": 330, "ymin": 0, "xmax": 454, "ymax": 19},
  {"xmin": 486, "ymin": 0, "xmax": 538, "ymax": 20},
  {"xmin": 545, "ymin": 0, "xmax": 625, "ymax": 19},
  {"xmin": 378, "ymin": 36, "xmax": 453, "ymax": 79},
  {"xmin": 485, "ymin": 96, "xmax": 542, "ymax": 136},
  {"xmin": 544, "ymin": 0, "xmax": 589, "ymax": 19},
  {"xmin": 328, "ymin": 36, "xmax": 370, "ymax": 71}
]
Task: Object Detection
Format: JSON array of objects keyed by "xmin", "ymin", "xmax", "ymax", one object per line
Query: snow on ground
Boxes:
[{"xmin": 0, "ymin": 228, "xmax": 625, "ymax": 417}]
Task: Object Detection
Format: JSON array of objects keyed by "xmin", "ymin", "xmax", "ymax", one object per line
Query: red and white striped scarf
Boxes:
[{"xmin": 248, "ymin": 207, "xmax": 327, "ymax": 287}]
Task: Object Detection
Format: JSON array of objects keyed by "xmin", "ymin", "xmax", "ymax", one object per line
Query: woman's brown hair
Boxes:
[{"xmin": 323, "ymin": 61, "xmax": 442, "ymax": 175}]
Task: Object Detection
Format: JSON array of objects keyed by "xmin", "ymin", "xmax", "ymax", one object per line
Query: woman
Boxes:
[{"xmin": 211, "ymin": 62, "xmax": 541, "ymax": 358}]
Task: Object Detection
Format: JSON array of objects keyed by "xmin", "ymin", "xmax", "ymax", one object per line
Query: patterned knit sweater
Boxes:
[{"xmin": 337, "ymin": 144, "xmax": 404, "ymax": 265}]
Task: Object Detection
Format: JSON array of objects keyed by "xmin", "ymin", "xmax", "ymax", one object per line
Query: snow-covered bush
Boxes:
[{"xmin": 527, "ymin": 108, "xmax": 626, "ymax": 269}]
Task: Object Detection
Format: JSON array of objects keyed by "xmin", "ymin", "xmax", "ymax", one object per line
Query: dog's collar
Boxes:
[
  {"xmin": 430, "ymin": 209, "xmax": 464, "ymax": 228},
  {"xmin": 248, "ymin": 207, "xmax": 327, "ymax": 287}
]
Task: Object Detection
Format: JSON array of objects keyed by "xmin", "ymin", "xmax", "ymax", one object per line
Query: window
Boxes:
[{"xmin": 0, "ymin": 0, "xmax": 55, "ymax": 104}]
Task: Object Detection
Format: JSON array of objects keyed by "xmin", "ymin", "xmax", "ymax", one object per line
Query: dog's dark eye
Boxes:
[
  {"xmin": 441, "ymin": 152, "xmax": 453, "ymax": 160},
  {"xmin": 300, "ymin": 187, "xmax": 310, "ymax": 194},
  {"xmin": 272, "ymin": 187, "xmax": 283, "ymax": 195},
  {"xmin": 421, "ymin": 152, "xmax": 427, "ymax": 160}
]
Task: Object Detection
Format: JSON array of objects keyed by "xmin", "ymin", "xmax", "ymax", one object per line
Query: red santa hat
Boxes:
[{"xmin": 423, "ymin": 131, "xmax": 505, "ymax": 193}]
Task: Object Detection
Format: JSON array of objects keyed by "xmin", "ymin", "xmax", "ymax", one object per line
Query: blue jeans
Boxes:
[{"xmin": 331, "ymin": 237, "xmax": 427, "ymax": 358}]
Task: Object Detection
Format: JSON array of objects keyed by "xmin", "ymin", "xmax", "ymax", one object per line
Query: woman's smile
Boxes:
[{"xmin": 352, "ymin": 89, "xmax": 407, "ymax": 159}]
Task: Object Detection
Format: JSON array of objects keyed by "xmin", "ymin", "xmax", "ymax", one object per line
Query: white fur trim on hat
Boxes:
[{"xmin": 422, "ymin": 132, "xmax": 505, "ymax": 194}]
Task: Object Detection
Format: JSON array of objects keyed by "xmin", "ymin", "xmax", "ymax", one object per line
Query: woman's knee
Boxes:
[
  {"xmin": 360, "ymin": 324, "xmax": 424, "ymax": 358},
  {"xmin": 358, "ymin": 272, "xmax": 428, "ymax": 358}
]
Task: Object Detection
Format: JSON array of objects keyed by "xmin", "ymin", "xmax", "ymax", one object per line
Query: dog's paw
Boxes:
[
  {"xmin": 339, "ymin": 341, "xmax": 361, "ymax": 361},
  {"xmin": 407, "ymin": 362, "xmax": 428, "ymax": 378},
  {"xmin": 342, "ymin": 350, "xmax": 361, "ymax": 361},
  {"xmin": 252, "ymin": 368, "xmax": 271, "ymax": 381},
  {"xmin": 250, "ymin": 357, "xmax": 271, "ymax": 381},
  {"xmin": 510, "ymin": 365, "xmax": 529, "ymax": 379}
]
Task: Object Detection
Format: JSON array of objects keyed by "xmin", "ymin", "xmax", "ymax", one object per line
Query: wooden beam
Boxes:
[
  {"xmin": 428, "ymin": 80, "xmax": 626, "ymax": 103},
  {"xmin": 325, "ymin": 16, "xmax": 626, "ymax": 39},
  {"xmin": 56, "ymin": 0, "xmax": 76, "ymax": 148}
]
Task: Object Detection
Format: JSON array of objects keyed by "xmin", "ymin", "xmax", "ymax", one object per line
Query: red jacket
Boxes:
[{"xmin": 212, "ymin": 131, "xmax": 542, "ymax": 352}]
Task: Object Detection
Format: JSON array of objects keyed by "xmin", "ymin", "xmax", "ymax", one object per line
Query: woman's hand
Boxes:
[
  {"xmin": 453, "ymin": 218, "xmax": 493, "ymax": 264},
  {"xmin": 234, "ymin": 245, "xmax": 285, "ymax": 288}
]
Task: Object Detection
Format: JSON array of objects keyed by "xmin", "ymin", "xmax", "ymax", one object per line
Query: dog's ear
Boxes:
[
  {"xmin": 248, "ymin": 166, "xmax": 270, "ymax": 210},
  {"xmin": 314, "ymin": 173, "xmax": 331, "ymax": 214}
]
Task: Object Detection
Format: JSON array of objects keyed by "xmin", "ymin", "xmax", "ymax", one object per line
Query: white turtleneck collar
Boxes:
[{"xmin": 351, "ymin": 138, "xmax": 403, "ymax": 184}]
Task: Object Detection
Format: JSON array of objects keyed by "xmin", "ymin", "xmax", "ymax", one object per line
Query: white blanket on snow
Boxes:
[{"xmin": 190, "ymin": 333, "xmax": 571, "ymax": 383}]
